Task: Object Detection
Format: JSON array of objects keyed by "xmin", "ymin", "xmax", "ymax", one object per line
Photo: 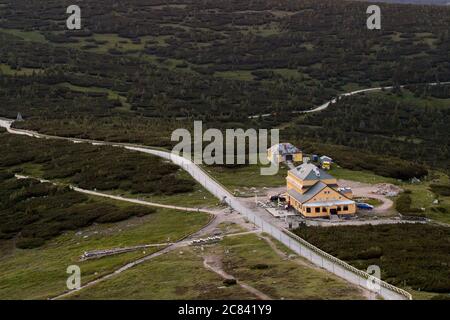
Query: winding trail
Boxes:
[
  {"xmin": 3, "ymin": 82, "xmax": 441, "ymax": 300},
  {"xmin": 0, "ymin": 120, "xmax": 396, "ymax": 299},
  {"xmin": 15, "ymin": 174, "xmax": 218, "ymax": 215},
  {"xmin": 203, "ymin": 255, "xmax": 272, "ymax": 300},
  {"xmin": 248, "ymin": 81, "xmax": 450, "ymax": 119}
]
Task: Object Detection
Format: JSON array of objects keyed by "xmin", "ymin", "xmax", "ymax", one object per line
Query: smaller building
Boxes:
[
  {"xmin": 319, "ymin": 155, "xmax": 333, "ymax": 170},
  {"xmin": 267, "ymin": 143, "xmax": 302, "ymax": 164}
]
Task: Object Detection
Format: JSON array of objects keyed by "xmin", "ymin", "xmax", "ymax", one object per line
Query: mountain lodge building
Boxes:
[{"xmin": 286, "ymin": 163, "xmax": 356, "ymax": 218}]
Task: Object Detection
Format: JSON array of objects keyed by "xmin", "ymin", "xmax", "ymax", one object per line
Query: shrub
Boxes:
[
  {"xmin": 395, "ymin": 192, "xmax": 422, "ymax": 215},
  {"xmin": 251, "ymin": 263, "xmax": 270, "ymax": 270},
  {"xmin": 0, "ymin": 177, "xmax": 157, "ymax": 249},
  {"xmin": 356, "ymin": 247, "xmax": 383, "ymax": 260},
  {"xmin": 16, "ymin": 237, "xmax": 45, "ymax": 249},
  {"xmin": 429, "ymin": 184, "xmax": 450, "ymax": 197},
  {"xmin": 0, "ymin": 172, "xmax": 13, "ymax": 181},
  {"xmin": 293, "ymin": 224, "xmax": 450, "ymax": 293},
  {"xmin": 223, "ymin": 278, "xmax": 237, "ymax": 286},
  {"xmin": 431, "ymin": 207, "xmax": 448, "ymax": 213},
  {"xmin": 96, "ymin": 210, "xmax": 132, "ymax": 223}
]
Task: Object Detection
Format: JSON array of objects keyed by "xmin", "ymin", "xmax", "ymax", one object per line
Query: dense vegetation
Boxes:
[
  {"xmin": 0, "ymin": 1, "xmax": 447, "ymax": 180},
  {"xmin": 0, "ymin": 173, "xmax": 156, "ymax": 249},
  {"xmin": 0, "ymin": 132, "xmax": 195, "ymax": 194},
  {"xmin": 294, "ymin": 224, "xmax": 450, "ymax": 296},
  {"xmin": 395, "ymin": 191, "xmax": 425, "ymax": 217},
  {"xmin": 0, "ymin": 0, "xmax": 448, "ymax": 120},
  {"xmin": 429, "ymin": 184, "xmax": 450, "ymax": 197},
  {"xmin": 298, "ymin": 140, "xmax": 429, "ymax": 180},
  {"xmin": 288, "ymin": 85, "xmax": 450, "ymax": 174},
  {"xmin": 355, "ymin": 0, "xmax": 450, "ymax": 5}
]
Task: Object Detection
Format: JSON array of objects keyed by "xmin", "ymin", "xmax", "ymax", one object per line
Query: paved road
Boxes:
[{"xmin": 248, "ymin": 81, "xmax": 450, "ymax": 119}]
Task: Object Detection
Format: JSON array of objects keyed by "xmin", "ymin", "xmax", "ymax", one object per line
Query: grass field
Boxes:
[
  {"xmin": 369, "ymin": 89, "xmax": 450, "ymax": 109},
  {"xmin": 67, "ymin": 249, "xmax": 255, "ymax": 300},
  {"xmin": 0, "ymin": 28, "xmax": 47, "ymax": 43},
  {"xmin": 66, "ymin": 233, "xmax": 366, "ymax": 300},
  {"xmin": 328, "ymin": 165, "xmax": 398, "ymax": 184},
  {"xmin": 0, "ymin": 207, "xmax": 210, "ymax": 299},
  {"xmin": 204, "ymin": 162, "xmax": 290, "ymax": 193},
  {"xmin": 206, "ymin": 161, "xmax": 397, "ymax": 193},
  {"xmin": 398, "ymin": 172, "xmax": 450, "ymax": 224},
  {"xmin": 58, "ymin": 82, "xmax": 130, "ymax": 109},
  {"xmin": 134, "ymin": 170, "xmax": 218, "ymax": 207},
  {"xmin": 214, "ymin": 234, "xmax": 366, "ymax": 300},
  {"xmin": 214, "ymin": 70, "xmax": 255, "ymax": 81},
  {"xmin": 0, "ymin": 63, "xmax": 43, "ymax": 76}
]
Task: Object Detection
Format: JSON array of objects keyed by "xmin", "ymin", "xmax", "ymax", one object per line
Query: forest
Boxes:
[
  {"xmin": 0, "ymin": 0, "xmax": 447, "ymax": 181},
  {"xmin": 0, "ymin": 0, "xmax": 449, "ymax": 119}
]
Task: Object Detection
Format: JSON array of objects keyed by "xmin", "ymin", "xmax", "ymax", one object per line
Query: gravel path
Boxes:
[{"xmin": 202, "ymin": 254, "xmax": 272, "ymax": 300}]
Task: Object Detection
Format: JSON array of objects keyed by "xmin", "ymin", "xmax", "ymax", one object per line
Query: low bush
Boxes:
[
  {"xmin": 0, "ymin": 134, "xmax": 195, "ymax": 196},
  {"xmin": 293, "ymin": 224, "xmax": 450, "ymax": 293},
  {"xmin": 429, "ymin": 184, "xmax": 450, "ymax": 197},
  {"xmin": 16, "ymin": 237, "xmax": 45, "ymax": 249},
  {"xmin": 431, "ymin": 207, "xmax": 448, "ymax": 213},
  {"xmin": 300, "ymin": 141, "xmax": 428, "ymax": 180},
  {"xmin": 356, "ymin": 246, "xmax": 383, "ymax": 260},
  {"xmin": 395, "ymin": 192, "xmax": 423, "ymax": 216},
  {"xmin": 0, "ymin": 176, "xmax": 157, "ymax": 248},
  {"xmin": 223, "ymin": 278, "xmax": 237, "ymax": 286}
]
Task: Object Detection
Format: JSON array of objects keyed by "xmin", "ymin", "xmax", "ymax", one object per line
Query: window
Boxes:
[
  {"xmin": 343, "ymin": 206, "xmax": 348, "ymax": 211},
  {"xmin": 306, "ymin": 208, "xmax": 311, "ymax": 213},
  {"xmin": 322, "ymin": 207, "xmax": 327, "ymax": 212},
  {"xmin": 337, "ymin": 206, "xmax": 342, "ymax": 211},
  {"xmin": 315, "ymin": 207, "xmax": 320, "ymax": 213}
]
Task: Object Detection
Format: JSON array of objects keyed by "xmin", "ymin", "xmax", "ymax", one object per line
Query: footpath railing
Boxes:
[
  {"xmin": 130, "ymin": 147, "xmax": 412, "ymax": 300},
  {"xmin": 1, "ymin": 123, "xmax": 412, "ymax": 300}
]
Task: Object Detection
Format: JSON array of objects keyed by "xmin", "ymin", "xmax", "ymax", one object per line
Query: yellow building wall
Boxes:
[
  {"xmin": 288, "ymin": 186, "xmax": 356, "ymax": 218},
  {"xmin": 305, "ymin": 186, "xmax": 346, "ymax": 203},
  {"xmin": 267, "ymin": 151, "xmax": 302, "ymax": 164},
  {"xmin": 293, "ymin": 153, "xmax": 303, "ymax": 162},
  {"xmin": 287, "ymin": 173, "xmax": 338, "ymax": 195}
]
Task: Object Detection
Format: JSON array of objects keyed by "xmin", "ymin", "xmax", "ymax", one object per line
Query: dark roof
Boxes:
[
  {"xmin": 288, "ymin": 181, "xmax": 328, "ymax": 204},
  {"xmin": 269, "ymin": 143, "xmax": 301, "ymax": 155},
  {"xmin": 289, "ymin": 163, "xmax": 335, "ymax": 181}
]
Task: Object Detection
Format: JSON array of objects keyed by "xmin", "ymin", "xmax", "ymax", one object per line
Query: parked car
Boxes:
[
  {"xmin": 270, "ymin": 195, "xmax": 279, "ymax": 202},
  {"xmin": 357, "ymin": 203, "xmax": 374, "ymax": 210},
  {"xmin": 270, "ymin": 195, "xmax": 286, "ymax": 202}
]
